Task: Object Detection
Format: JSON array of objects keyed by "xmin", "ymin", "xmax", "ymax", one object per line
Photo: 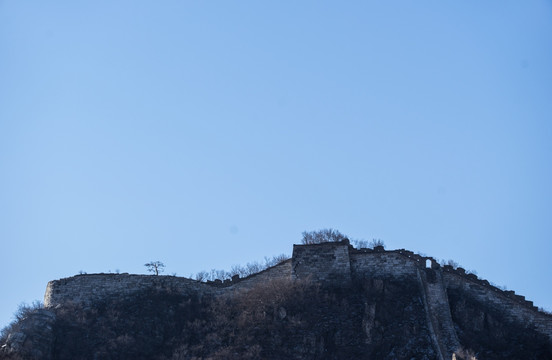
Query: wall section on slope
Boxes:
[
  {"xmin": 42, "ymin": 243, "xmax": 552, "ymax": 345},
  {"xmin": 443, "ymin": 271, "xmax": 552, "ymax": 340},
  {"xmin": 44, "ymin": 260, "xmax": 293, "ymax": 308}
]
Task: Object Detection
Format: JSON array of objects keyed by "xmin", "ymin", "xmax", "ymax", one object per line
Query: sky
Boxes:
[{"xmin": 1, "ymin": 1, "xmax": 551, "ymax": 329}]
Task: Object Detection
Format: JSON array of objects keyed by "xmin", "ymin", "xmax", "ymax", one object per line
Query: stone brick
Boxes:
[{"xmin": 43, "ymin": 242, "xmax": 552, "ymax": 347}]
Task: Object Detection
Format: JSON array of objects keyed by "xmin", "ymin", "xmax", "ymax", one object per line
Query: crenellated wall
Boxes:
[
  {"xmin": 43, "ymin": 241, "xmax": 552, "ymax": 347},
  {"xmin": 442, "ymin": 270, "xmax": 552, "ymax": 339}
]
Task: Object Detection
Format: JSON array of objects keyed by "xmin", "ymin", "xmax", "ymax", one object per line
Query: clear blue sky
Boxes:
[{"xmin": 1, "ymin": 1, "xmax": 551, "ymax": 328}]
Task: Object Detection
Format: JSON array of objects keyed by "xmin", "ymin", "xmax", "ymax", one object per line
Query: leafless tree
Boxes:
[
  {"xmin": 439, "ymin": 259, "xmax": 459, "ymax": 269},
  {"xmin": 264, "ymin": 254, "xmax": 289, "ymax": 267},
  {"xmin": 301, "ymin": 228, "xmax": 348, "ymax": 244},
  {"xmin": 351, "ymin": 239, "xmax": 369, "ymax": 249},
  {"xmin": 144, "ymin": 261, "xmax": 165, "ymax": 275},
  {"xmin": 194, "ymin": 270, "xmax": 209, "ymax": 282},
  {"xmin": 369, "ymin": 238, "xmax": 385, "ymax": 249},
  {"xmin": 194, "ymin": 254, "xmax": 290, "ymax": 282}
]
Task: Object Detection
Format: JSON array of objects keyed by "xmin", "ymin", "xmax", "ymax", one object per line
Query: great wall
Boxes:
[{"xmin": 43, "ymin": 241, "xmax": 552, "ymax": 360}]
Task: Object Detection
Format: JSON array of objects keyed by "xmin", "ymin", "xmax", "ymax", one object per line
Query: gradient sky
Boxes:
[{"xmin": 1, "ymin": 1, "xmax": 551, "ymax": 329}]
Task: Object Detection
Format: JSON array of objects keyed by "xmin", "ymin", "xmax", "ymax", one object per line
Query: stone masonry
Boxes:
[
  {"xmin": 44, "ymin": 261, "xmax": 293, "ymax": 308},
  {"xmin": 291, "ymin": 242, "xmax": 352, "ymax": 285},
  {"xmin": 43, "ymin": 241, "xmax": 552, "ymax": 359}
]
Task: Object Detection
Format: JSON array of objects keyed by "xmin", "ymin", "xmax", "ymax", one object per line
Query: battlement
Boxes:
[{"xmin": 43, "ymin": 242, "xmax": 552, "ymax": 348}]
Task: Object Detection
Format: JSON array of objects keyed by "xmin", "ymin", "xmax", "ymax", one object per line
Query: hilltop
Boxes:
[{"xmin": 1, "ymin": 240, "xmax": 551, "ymax": 360}]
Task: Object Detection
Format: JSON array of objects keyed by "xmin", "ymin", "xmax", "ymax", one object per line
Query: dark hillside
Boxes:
[
  {"xmin": 1, "ymin": 277, "xmax": 440, "ymax": 360},
  {"xmin": 2, "ymin": 242, "xmax": 551, "ymax": 359},
  {"xmin": 447, "ymin": 287, "xmax": 552, "ymax": 360}
]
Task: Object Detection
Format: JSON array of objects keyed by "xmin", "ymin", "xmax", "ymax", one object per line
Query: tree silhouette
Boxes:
[
  {"xmin": 301, "ymin": 228, "xmax": 348, "ymax": 244},
  {"xmin": 144, "ymin": 261, "xmax": 165, "ymax": 275}
]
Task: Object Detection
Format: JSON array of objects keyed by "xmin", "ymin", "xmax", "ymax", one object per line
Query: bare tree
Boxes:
[
  {"xmin": 144, "ymin": 261, "xmax": 165, "ymax": 275},
  {"xmin": 369, "ymin": 238, "xmax": 385, "ymax": 249},
  {"xmin": 194, "ymin": 270, "xmax": 209, "ymax": 282},
  {"xmin": 301, "ymin": 228, "xmax": 348, "ymax": 244},
  {"xmin": 194, "ymin": 254, "xmax": 291, "ymax": 282},
  {"xmin": 264, "ymin": 254, "xmax": 290, "ymax": 267},
  {"xmin": 351, "ymin": 239, "xmax": 369, "ymax": 249}
]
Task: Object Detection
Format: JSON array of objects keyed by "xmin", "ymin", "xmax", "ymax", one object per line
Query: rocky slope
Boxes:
[
  {"xmin": 1, "ymin": 242, "xmax": 551, "ymax": 359},
  {"xmin": 2, "ymin": 276, "xmax": 551, "ymax": 360}
]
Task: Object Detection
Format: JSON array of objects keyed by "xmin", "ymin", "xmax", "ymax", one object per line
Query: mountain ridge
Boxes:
[{"xmin": 2, "ymin": 241, "xmax": 551, "ymax": 359}]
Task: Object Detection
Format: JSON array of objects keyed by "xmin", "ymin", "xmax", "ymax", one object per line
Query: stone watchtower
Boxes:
[{"xmin": 291, "ymin": 241, "xmax": 352, "ymax": 286}]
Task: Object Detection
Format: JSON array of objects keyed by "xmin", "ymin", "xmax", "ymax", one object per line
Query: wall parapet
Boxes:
[
  {"xmin": 389, "ymin": 249, "xmax": 547, "ymax": 315},
  {"xmin": 440, "ymin": 265, "xmax": 544, "ymax": 313},
  {"xmin": 442, "ymin": 270, "xmax": 552, "ymax": 339},
  {"xmin": 43, "ymin": 243, "xmax": 551, "ymax": 339},
  {"xmin": 44, "ymin": 260, "xmax": 293, "ymax": 308},
  {"xmin": 44, "ymin": 274, "xmax": 212, "ymax": 308},
  {"xmin": 204, "ymin": 259, "xmax": 292, "ymax": 288}
]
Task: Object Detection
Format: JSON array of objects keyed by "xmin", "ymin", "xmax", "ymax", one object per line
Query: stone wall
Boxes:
[
  {"xmin": 44, "ymin": 274, "xmax": 212, "ymax": 307},
  {"xmin": 443, "ymin": 270, "xmax": 552, "ymax": 340},
  {"xmin": 417, "ymin": 268, "xmax": 460, "ymax": 360},
  {"xmin": 43, "ymin": 242, "xmax": 551, "ymax": 344},
  {"xmin": 44, "ymin": 260, "xmax": 293, "ymax": 308},
  {"xmin": 231, "ymin": 260, "xmax": 292, "ymax": 290},
  {"xmin": 350, "ymin": 249, "xmax": 420, "ymax": 279},
  {"xmin": 291, "ymin": 242, "xmax": 351, "ymax": 285},
  {"xmin": 44, "ymin": 244, "xmax": 433, "ymax": 308}
]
